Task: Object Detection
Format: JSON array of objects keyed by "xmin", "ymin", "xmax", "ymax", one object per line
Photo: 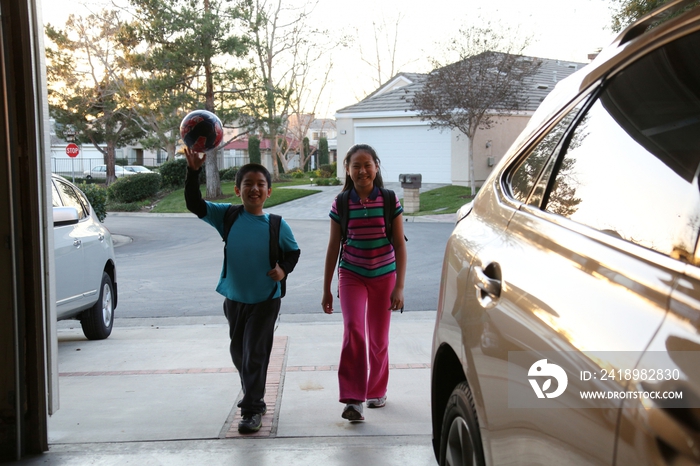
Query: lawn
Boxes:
[
  {"xmin": 402, "ymin": 185, "xmax": 475, "ymax": 216},
  {"xmin": 152, "ymin": 181, "xmax": 320, "ymax": 213}
]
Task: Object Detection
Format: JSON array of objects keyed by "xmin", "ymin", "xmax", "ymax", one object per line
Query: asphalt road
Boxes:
[{"xmin": 104, "ymin": 215, "xmax": 455, "ymax": 319}]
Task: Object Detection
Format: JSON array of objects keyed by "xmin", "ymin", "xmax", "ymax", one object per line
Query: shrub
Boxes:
[
  {"xmin": 287, "ymin": 169, "xmax": 305, "ymax": 179},
  {"xmin": 319, "ymin": 163, "xmax": 336, "ymax": 178},
  {"xmin": 108, "ymin": 173, "xmax": 162, "ymax": 203},
  {"xmin": 159, "ymin": 158, "xmax": 188, "ymax": 188},
  {"xmin": 115, "ymin": 158, "xmax": 129, "ymax": 166},
  {"xmin": 220, "ymin": 167, "xmax": 238, "ymax": 182},
  {"xmin": 315, "ymin": 177, "xmax": 341, "ymax": 186},
  {"xmin": 78, "ymin": 182, "xmax": 108, "ymax": 222}
]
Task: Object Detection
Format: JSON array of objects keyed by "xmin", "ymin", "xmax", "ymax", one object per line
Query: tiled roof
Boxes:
[{"xmin": 337, "ymin": 56, "xmax": 587, "ymax": 115}]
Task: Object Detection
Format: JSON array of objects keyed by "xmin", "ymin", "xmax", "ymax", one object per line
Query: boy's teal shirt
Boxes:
[{"xmin": 203, "ymin": 201, "xmax": 299, "ymax": 304}]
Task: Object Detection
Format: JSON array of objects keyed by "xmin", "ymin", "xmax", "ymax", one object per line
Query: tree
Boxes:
[
  {"xmin": 124, "ymin": 0, "xmax": 250, "ymax": 198},
  {"xmin": 248, "ymin": 135, "xmax": 261, "ymax": 164},
  {"xmin": 45, "ymin": 9, "xmax": 146, "ymax": 185},
  {"xmin": 318, "ymin": 137, "xmax": 329, "ymax": 166},
  {"xmin": 408, "ymin": 24, "xmax": 541, "ymax": 194},
  {"xmin": 609, "ymin": 0, "xmax": 700, "ymax": 32},
  {"xmin": 302, "ymin": 137, "xmax": 311, "ymax": 171},
  {"xmin": 239, "ymin": 0, "xmax": 334, "ymax": 179},
  {"xmin": 356, "ymin": 13, "xmax": 416, "ymax": 91}
]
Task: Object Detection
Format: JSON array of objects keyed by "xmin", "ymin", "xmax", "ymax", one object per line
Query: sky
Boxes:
[{"xmin": 39, "ymin": 0, "xmax": 616, "ymax": 118}]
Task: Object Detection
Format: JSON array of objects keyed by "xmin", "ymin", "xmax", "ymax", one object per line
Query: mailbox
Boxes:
[{"xmin": 399, "ymin": 173, "xmax": 422, "ymax": 189}]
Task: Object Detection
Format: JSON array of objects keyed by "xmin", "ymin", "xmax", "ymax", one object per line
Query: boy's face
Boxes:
[{"xmin": 235, "ymin": 171, "xmax": 271, "ymax": 214}]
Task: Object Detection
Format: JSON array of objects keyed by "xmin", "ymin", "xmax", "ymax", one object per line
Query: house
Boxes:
[
  {"xmin": 286, "ymin": 114, "xmax": 338, "ymax": 165},
  {"xmin": 307, "ymin": 118, "xmax": 338, "ymax": 164},
  {"xmin": 335, "ymin": 57, "xmax": 587, "ymax": 186},
  {"xmin": 223, "ymin": 136, "xmax": 306, "ymax": 170}
]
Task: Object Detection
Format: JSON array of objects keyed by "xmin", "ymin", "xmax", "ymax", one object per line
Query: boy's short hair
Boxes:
[{"xmin": 235, "ymin": 163, "xmax": 272, "ymax": 188}]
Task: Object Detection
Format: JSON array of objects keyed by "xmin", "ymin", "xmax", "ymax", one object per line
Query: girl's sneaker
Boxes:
[
  {"xmin": 366, "ymin": 396, "xmax": 387, "ymax": 408},
  {"xmin": 342, "ymin": 403, "xmax": 364, "ymax": 421}
]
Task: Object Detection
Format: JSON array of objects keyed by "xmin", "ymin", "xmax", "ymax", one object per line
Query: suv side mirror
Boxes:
[{"xmin": 53, "ymin": 206, "xmax": 80, "ymax": 227}]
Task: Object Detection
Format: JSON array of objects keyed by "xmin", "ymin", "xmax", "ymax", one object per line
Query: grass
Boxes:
[
  {"xmin": 402, "ymin": 185, "xmax": 475, "ymax": 216},
  {"xmin": 151, "ymin": 180, "xmax": 320, "ymax": 213}
]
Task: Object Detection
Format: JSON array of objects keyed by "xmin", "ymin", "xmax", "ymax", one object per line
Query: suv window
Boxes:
[
  {"xmin": 545, "ymin": 31, "xmax": 700, "ymax": 260},
  {"xmin": 508, "ymin": 102, "xmax": 584, "ymax": 205},
  {"xmin": 54, "ymin": 179, "xmax": 89, "ymax": 220}
]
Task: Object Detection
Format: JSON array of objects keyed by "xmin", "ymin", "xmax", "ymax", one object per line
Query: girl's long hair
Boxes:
[{"xmin": 341, "ymin": 143, "xmax": 384, "ymax": 192}]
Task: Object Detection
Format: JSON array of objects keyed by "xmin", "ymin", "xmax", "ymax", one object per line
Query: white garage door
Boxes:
[{"xmin": 355, "ymin": 125, "xmax": 451, "ymax": 184}]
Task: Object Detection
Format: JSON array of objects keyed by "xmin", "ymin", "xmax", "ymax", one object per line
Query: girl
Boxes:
[{"xmin": 321, "ymin": 144, "xmax": 407, "ymax": 421}]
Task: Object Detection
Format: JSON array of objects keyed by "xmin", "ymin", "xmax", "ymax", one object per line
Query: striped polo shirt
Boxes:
[{"xmin": 329, "ymin": 187, "xmax": 403, "ymax": 278}]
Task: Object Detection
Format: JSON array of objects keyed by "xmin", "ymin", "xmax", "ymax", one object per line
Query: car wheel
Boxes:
[
  {"xmin": 439, "ymin": 382, "xmax": 485, "ymax": 466},
  {"xmin": 80, "ymin": 272, "xmax": 114, "ymax": 340}
]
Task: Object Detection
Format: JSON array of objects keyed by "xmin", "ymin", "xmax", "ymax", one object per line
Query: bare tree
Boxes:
[
  {"xmin": 352, "ymin": 13, "xmax": 418, "ymax": 100},
  {"xmin": 408, "ymin": 23, "xmax": 540, "ymax": 194},
  {"xmin": 240, "ymin": 0, "xmax": 334, "ymax": 179}
]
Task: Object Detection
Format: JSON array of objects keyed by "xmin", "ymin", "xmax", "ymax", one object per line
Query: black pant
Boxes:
[{"xmin": 223, "ymin": 297, "xmax": 281, "ymax": 416}]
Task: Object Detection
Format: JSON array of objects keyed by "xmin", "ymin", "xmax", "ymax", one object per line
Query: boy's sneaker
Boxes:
[
  {"xmin": 238, "ymin": 413, "xmax": 262, "ymax": 433},
  {"xmin": 366, "ymin": 396, "xmax": 387, "ymax": 408},
  {"xmin": 342, "ymin": 403, "xmax": 364, "ymax": 421}
]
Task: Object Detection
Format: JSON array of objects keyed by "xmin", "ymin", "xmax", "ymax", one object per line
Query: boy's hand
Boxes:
[
  {"xmin": 184, "ymin": 147, "xmax": 205, "ymax": 170},
  {"xmin": 267, "ymin": 264, "xmax": 286, "ymax": 282}
]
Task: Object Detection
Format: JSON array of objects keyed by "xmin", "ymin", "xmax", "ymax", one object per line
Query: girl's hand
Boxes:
[
  {"xmin": 321, "ymin": 292, "xmax": 334, "ymax": 314},
  {"xmin": 184, "ymin": 147, "xmax": 206, "ymax": 170},
  {"xmin": 390, "ymin": 287, "xmax": 404, "ymax": 312}
]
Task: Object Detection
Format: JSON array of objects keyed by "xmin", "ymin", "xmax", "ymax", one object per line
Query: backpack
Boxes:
[{"xmin": 221, "ymin": 204, "xmax": 287, "ymax": 298}]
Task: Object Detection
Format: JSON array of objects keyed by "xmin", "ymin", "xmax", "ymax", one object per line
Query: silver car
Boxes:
[
  {"xmin": 52, "ymin": 175, "xmax": 117, "ymax": 339},
  {"xmin": 83, "ymin": 165, "xmax": 127, "ymax": 179},
  {"xmin": 123, "ymin": 165, "xmax": 153, "ymax": 174},
  {"xmin": 431, "ymin": 2, "xmax": 700, "ymax": 465}
]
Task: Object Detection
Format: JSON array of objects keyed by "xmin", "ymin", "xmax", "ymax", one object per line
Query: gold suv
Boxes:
[{"xmin": 431, "ymin": 1, "xmax": 700, "ymax": 465}]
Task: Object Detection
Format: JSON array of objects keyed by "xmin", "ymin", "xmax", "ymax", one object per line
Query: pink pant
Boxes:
[{"xmin": 337, "ymin": 269, "xmax": 395, "ymax": 403}]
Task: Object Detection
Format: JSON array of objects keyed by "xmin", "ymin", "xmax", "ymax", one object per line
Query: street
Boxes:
[{"xmin": 103, "ymin": 214, "xmax": 454, "ymax": 319}]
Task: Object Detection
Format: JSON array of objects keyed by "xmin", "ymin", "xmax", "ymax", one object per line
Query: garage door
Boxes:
[{"xmin": 355, "ymin": 125, "xmax": 451, "ymax": 184}]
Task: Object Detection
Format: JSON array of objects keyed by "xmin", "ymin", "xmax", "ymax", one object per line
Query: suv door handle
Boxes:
[
  {"xmin": 73, "ymin": 239, "xmax": 82, "ymax": 248},
  {"xmin": 473, "ymin": 265, "xmax": 501, "ymax": 297}
]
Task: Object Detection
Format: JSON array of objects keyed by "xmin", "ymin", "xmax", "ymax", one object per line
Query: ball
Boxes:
[{"xmin": 180, "ymin": 110, "xmax": 224, "ymax": 152}]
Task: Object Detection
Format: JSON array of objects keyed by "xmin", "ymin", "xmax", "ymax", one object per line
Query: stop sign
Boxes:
[{"xmin": 66, "ymin": 143, "xmax": 80, "ymax": 158}]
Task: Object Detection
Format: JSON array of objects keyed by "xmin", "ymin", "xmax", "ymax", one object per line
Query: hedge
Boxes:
[
  {"xmin": 78, "ymin": 182, "xmax": 108, "ymax": 222},
  {"xmin": 107, "ymin": 173, "xmax": 162, "ymax": 203}
]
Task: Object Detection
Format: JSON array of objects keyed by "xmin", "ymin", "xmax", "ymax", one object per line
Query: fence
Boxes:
[{"xmin": 51, "ymin": 156, "xmax": 249, "ymax": 179}]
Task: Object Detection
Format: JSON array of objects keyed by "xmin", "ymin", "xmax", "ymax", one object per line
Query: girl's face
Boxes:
[{"xmin": 346, "ymin": 150, "xmax": 377, "ymax": 192}]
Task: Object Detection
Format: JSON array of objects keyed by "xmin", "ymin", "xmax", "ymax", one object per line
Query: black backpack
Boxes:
[{"xmin": 221, "ymin": 204, "xmax": 287, "ymax": 298}]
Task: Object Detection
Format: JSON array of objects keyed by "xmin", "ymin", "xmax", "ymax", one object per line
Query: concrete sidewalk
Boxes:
[{"xmin": 16, "ymin": 312, "xmax": 438, "ymax": 465}]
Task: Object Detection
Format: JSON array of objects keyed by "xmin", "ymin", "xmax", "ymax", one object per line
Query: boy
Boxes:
[{"xmin": 184, "ymin": 149, "xmax": 300, "ymax": 433}]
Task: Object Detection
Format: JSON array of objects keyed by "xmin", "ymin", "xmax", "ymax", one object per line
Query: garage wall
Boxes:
[{"xmin": 355, "ymin": 123, "xmax": 451, "ymax": 184}]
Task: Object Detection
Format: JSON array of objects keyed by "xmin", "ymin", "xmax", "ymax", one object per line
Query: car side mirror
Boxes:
[{"xmin": 53, "ymin": 206, "xmax": 80, "ymax": 227}]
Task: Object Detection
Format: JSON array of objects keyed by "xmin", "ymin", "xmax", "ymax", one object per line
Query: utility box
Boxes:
[
  {"xmin": 399, "ymin": 173, "xmax": 422, "ymax": 189},
  {"xmin": 399, "ymin": 174, "xmax": 421, "ymax": 213}
]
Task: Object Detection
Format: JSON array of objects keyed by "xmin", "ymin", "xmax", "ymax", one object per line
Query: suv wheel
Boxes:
[
  {"xmin": 440, "ymin": 382, "xmax": 485, "ymax": 466},
  {"xmin": 80, "ymin": 272, "xmax": 114, "ymax": 340}
]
